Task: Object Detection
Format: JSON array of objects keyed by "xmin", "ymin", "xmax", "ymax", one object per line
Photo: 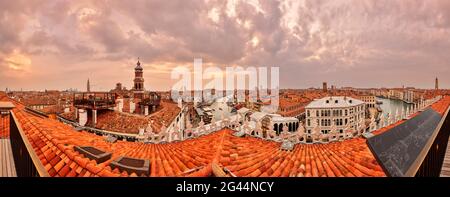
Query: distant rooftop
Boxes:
[
  {"xmin": 0, "ymin": 101, "xmax": 15, "ymax": 109},
  {"xmin": 306, "ymin": 96, "xmax": 364, "ymax": 108}
]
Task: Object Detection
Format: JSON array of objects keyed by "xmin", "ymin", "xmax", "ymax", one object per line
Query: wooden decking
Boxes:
[
  {"xmin": 440, "ymin": 137, "xmax": 450, "ymax": 177},
  {"xmin": 0, "ymin": 138, "xmax": 17, "ymax": 177}
]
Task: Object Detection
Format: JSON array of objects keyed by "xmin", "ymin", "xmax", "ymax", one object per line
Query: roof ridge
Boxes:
[
  {"xmin": 189, "ymin": 129, "xmax": 230, "ymax": 177},
  {"xmin": 212, "ymin": 129, "xmax": 228, "ymax": 163}
]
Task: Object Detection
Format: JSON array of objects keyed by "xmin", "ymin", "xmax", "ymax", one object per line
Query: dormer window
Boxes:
[
  {"xmin": 326, "ymin": 100, "xmax": 330, "ymax": 104},
  {"xmin": 335, "ymin": 100, "xmax": 338, "ymax": 104},
  {"xmin": 349, "ymin": 100, "xmax": 353, "ymax": 103}
]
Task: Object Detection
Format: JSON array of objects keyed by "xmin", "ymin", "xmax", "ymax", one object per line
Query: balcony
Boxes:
[
  {"xmin": 73, "ymin": 92, "xmax": 116, "ymax": 110},
  {"xmin": 139, "ymin": 92, "xmax": 161, "ymax": 106}
]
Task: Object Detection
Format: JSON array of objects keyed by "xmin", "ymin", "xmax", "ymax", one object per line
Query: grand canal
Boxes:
[{"xmin": 377, "ymin": 97, "xmax": 414, "ymax": 118}]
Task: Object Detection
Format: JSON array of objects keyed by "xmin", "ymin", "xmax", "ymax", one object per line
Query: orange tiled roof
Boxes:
[
  {"xmin": 148, "ymin": 101, "xmax": 181, "ymax": 132},
  {"xmin": 0, "ymin": 114, "xmax": 9, "ymax": 138},
  {"xmin": 431, "ymin": 96, "xmax": 450, "ymax": 115},
  {"xmin": 10, "ymin": 91, "xmax": 67, "ymax": 107},
  {"xmin": 13, "ymin": 110, "xmax": 386, "ymax": 177},
  {"xmin": 218, "ymin": 132, "xmax": 385, "ymax": 177},
  {"xmin": 7, "ymin": 98, "xmax": 218, "ymax": 177},
  {"xmin": 59, "ymin": 108, "xmax": 77, "ymax": 121},
  {"xmin": 11, "ymin": 103, "xmax": 122, "ymax": 177},
  {"xmin": 95, "ymin": 100, "xmax": 180, "ymax": 133},
  {"xmin": 40, "ymin": 104, "xmax": 65, "ymax": 115},
  {"xmin": 59, "ymin": 100, "xmax": 181, "ymax": 134},
  {"xmin": 95, "ymin": 110, "xmax": 149, "ymax": 134},
  {"xmin": 1, "ymin": 92, "xmax": 10, "ymax": 138},
  {"xmin": 5, "ymin": 93, "xmax": 386, "ymax": 177}
]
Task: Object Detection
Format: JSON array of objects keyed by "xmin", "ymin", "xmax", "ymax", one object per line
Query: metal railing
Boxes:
[
  {"xmin": 9, "ymin": 112, "xmax": 49, "ymax": 177},
  {"xmin": 407, "ymin": 106, "xmax": 450, "ymax": 177},
  {"xmin": 73, "ymin": 92, "xmax": 116, "ymax": 109},
  {"xmin": 24, "ymin": 106, "xmax": 49, "ymax": 118}
]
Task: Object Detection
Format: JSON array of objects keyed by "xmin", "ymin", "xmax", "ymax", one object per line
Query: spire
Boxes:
[{"xmin": 87, "ymin": 78, "xmax": 91, "ymax": 92}]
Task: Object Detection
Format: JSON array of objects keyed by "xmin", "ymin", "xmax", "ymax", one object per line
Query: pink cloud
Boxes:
[{"xmin": 0, "ymin": 0, "xmax": 450, "ymax": 91}]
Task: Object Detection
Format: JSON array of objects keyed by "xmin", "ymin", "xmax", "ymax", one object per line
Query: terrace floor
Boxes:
[
  {"xmin": 440, "ymin": 136, "xmax": 450, "ymax": 177},
  {"xmin": 0, "ymin": 138, "xmax": 17, "ymax": 177}
]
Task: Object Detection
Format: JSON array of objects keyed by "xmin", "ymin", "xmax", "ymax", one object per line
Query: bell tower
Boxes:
[
  {"xmin": 87, "ymin": 78, "xmax": 91, "ymax": 92},
  {"xmin": 435, "ymin": 77, "xmax": 439, "ymax": 91},
  {"xmin": 133, "ymin": 58, "xmax": 145, "ymax": 99}
]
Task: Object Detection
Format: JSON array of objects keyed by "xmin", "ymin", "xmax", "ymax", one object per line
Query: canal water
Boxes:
[{"xmin": 377, "ymin": 97, "xmax": 414, "ymax": 118}]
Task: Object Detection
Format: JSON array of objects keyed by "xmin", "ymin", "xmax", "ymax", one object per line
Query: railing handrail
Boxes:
[
  {"xmin": 24, "ymin": 106, "xmax": 49, "ymax": 118},
  {"xmin": 10, "ymin": 111, "xmax": 50, "ymax": 177},
  {"xmin": 405, "ymin": 105, "xmax": 450, "ymax": 176}
]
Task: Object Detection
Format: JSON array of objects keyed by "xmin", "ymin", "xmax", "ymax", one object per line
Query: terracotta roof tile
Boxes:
[
  {"xmin": 66, "ymin": 168, "xmax": 78, "ymax": 177},
  {"xmin": 431, "ymin": 96, "xmax": 450, "ymax": 115},
  {"xmin": 217, "ymin": 130, "xmax": 385, "ymax": 177},
  {"xmin": 4, "ymin": 93, "xmax": 390, "ymax": 177},
  {"xmin": 0, "ymin": 114, "xmax": 10, "ymax": 138},
  {"xmin": 58, "ymin": 165, "xmax": 71, "ymax": 177}
]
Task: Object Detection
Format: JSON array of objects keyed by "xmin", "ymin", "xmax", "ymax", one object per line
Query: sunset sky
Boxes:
[{"xmin": 1, "ymin": 0, "xmax": 449, "ymax": 91}]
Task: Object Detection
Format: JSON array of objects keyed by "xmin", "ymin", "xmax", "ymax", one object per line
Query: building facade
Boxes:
[
  {"xmin": 403, "ymin": 89, "xmax": 414, "ymax": 103},
  {"xmin": 360, "ymin": 95, "xmax": 376, "ymax": 108},
  {"xmin": 305, "ymin": 96, "xmax": 365, "ymax": 136}
]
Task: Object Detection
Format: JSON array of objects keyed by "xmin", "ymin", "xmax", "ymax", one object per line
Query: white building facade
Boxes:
[
  {"xmin": 403, "ymin": 90, "xmax": 414, "ymax": 103},
  {"xmin": 305, "ymin": 96, "xmax": 366, "ymax": 136}
]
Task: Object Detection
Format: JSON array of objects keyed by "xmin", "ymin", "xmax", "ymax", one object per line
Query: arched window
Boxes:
[
  {"xmin": 273, "ymin": 123, "xmax": 278, "ymax": 132},
  {"xmin": 278, "ymin": 124, "xmax": 283, "ymax": 135}
]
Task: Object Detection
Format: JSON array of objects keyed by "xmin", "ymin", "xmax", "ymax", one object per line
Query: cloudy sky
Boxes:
[{"xmin": 0, "ymin": 0, "xmax": 449, "ymax": 91}]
